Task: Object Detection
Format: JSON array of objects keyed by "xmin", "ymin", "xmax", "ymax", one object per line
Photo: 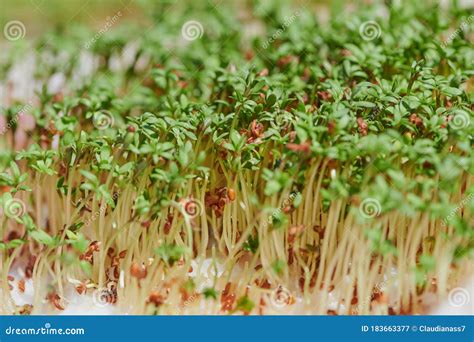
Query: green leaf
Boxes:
[
  {"xmin": 202, "ymin": 287, "xmax": 218, "ymax": 300},
  {"xmin": 235, "ymin": 295, "xmax": 255, "ymax": 313},
  {"xmin": 30, "ymin": 229, "xmax": 55, "ymax": 246},
  {"xmin": 80, "ymin": 170, "xmax": 98, "ymax": 184},
  {"xmin": 155, "ymin": 243, "xmax": 186, "ymax": 266}
]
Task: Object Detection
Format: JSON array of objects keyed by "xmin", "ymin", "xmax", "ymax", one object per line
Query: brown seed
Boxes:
[
  {"xmin": 48, "ymin": 293, "xmax": 65, "ymax": 310},
  {"xmin": 130, "ymin": 262, "xmax": 147, "ymax": 279},
  {"xmin": 218, "ymin": 198, "xmax": 227, "ymax": 208},
  {"xmin": 25, "ymin": 256, "xmax": 36, "ymax": 278},
  {"xmin": 258, "ymin": 279, "xmax": 271, "ymax": 289},
  {"xmin": 409, "ymin": 113, "xmax": 423, "ymax": 128},
  {"xmin": 0, "ymin": 185, "xmax": 11, "ymax": 194},
  {"xmin": 289, "ymin": 225, "xmax": 304, "ymax": 236},
  {"xmin": 221, "ymin": 293, "xmax": 236, "ymax": 312},
  {"xmin": 287, "ymin": 141, "xmax": 311, "ymax": 153},
  {"xmin": 88, "ymin": 241, "xmax": 101, "ymax": 253},
  {"xmin": 19, "ymin": 304, "xmax": 33, "ymax": 315},
  {"xmin": 357, "ymin": 117, "xmax": 368, "ymax": 136},
  {"xmin": 317, "ymin": 91, "xmax": 332, "ymax": 101},
  {"xmin": 327, "ymin": 120, "xmax": 336, "ymax": 135},
  {"xmin": 53, "ymin": 93, "xmax": 64, "ymax": 103},
  {"xmin": 227, "ymin": 188, "xmax": 236, "ymax": 201},
  {"xmin": 277, "ymin": 55, "xmax": 297, "ymax": 68},
  {"xmin": 250, "ymin": 120, "xmax": 264, "ymax": 138},
  {"xmin": 341, "ymin": 49, "xmax": 352, "ymax": 57},
  {"xmin": 164, "ymin": 213, "xmax": 174, "ymax": 234},
  {"xmin": 75, "ymin": 283, "xmax": 87, "ymax": 295},
  {"xmin": 245, "ymin": 50, "xmax": 254, "ymax": 60},
  {"xmin": 259, "ymin": 298, "xmax": 265, "ymax": 315},
  {"xmin": 18, "ymin": 279, "xmax": 25, "ymax": 293},
  {"xmin": 177, "ymin": 80, "xmax": 188, "ymax": 89},
  {"xmin": 222, "ymin": 282, "xmax": 232, "ymax": 297},
  {"xmin": 148, "ymin": 291, "xmax": 165, "ymax": 306}
]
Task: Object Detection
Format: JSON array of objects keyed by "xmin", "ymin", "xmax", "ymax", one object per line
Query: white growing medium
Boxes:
[{"xmin": 7, "ymin": 264, "xmax": 473, "ymax": 315}]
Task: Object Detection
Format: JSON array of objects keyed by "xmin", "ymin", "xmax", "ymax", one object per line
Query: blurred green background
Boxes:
[
  {"xmin": 1, "ymin": 0, "xmax": 142, "ymax": 37},
  {"xmin": 0, "ymin": 0, "xmax": 350, "ymax": 39}
]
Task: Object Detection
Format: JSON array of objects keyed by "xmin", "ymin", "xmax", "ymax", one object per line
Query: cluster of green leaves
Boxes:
[{"xmin": 0, "ymin": 1, "xmax": 472, "ymax": 262}]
